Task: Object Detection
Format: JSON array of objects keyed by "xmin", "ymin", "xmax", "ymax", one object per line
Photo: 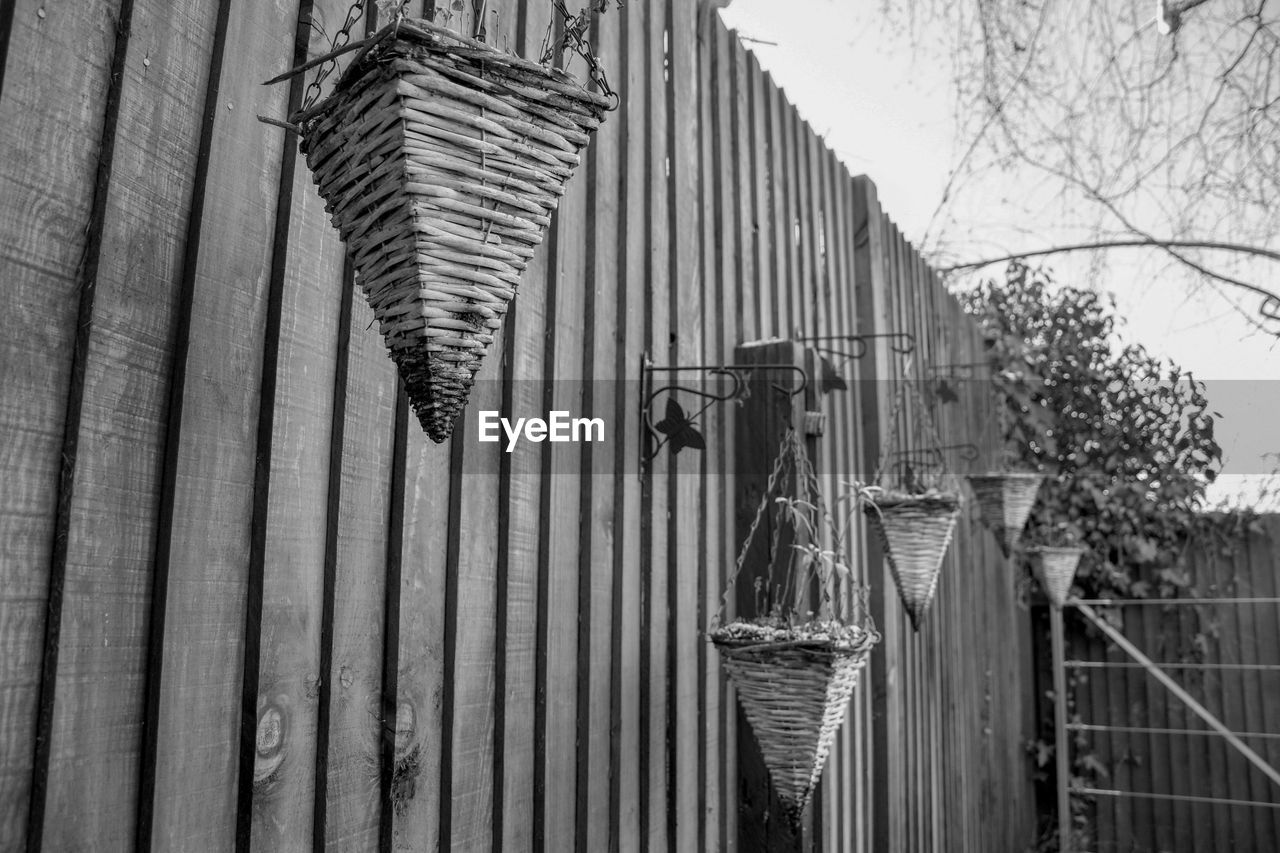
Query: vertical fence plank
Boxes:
[
  {"xmin": 538, "ymin": 1, "xmax": 590, "ymax": 844},
  {"xmin": 36, "ymin": 0, "xmax": 216, "ymax": 847},
  {"xmin": 246, "ymin": 1, "xmax": 352, "ymax": 847},
  {"xmin": 851, "ymin": 176, "xmax": 888, "ymax": 853},
  {"xmin": 720, "ymin": 28, "xmax": 750, "ymax": 853},
  {"xmin": 641, "ymin": 0, "xmax": 671, "ymax": 847},
  {"xmin": 144, "ymin": 0, "xmax": 296, "ymax": 846},
  {"xmin": 1254, "ymin": 528, "xmax": 1280, "ymax": 847},
  {"xmin": 0, "ymin": 1, "xmax": 120, "ymax": 843},
  {"xmin": 323, "ymin": 294, "xmax": 396, "ymax": 851},
  {"xmin": 427, "ymin": 3, "xmax": 502, "ymax": 847},
  {"xmin": 809, "ymin": 132, "xmax": 840, "ymax": 853},
  {"xmin": 392, "ymin": 421, "xmax": 450, "ymax": 853},
  {"xmin": 1230, "ymin": 546, "xmax": 1271, "ymax": 846},
  {"xmin": 745, "ymin": 49, "xmax": 768, "ymax": 342},
  {"xmin": 578, "ymin": 6, "xmax": 622, "ymax": 853},
  {"xmin": 697, "ymin": 8, "xmax": 725, "ymax": 851},
  {"xmin": 667, "ymin": 0, "xmax": 701, "ymax": 848},
  {"xmin": 763, "ymin": 75, "xmax": 788, "ymax": 339},
  {"xmin": 491, "ymin": 2, "xmax": 553, "ymax": 850},
  {"xmin": 612, "ymin": 1, "xmax": 647, "ymax": 849},
  {"xmin": 828, "ymin": 163, "xmax": 862, "ymax": 853},
  {"xmin": 728, "ymin": 31, "xmax": 755, "ymax": 346}
]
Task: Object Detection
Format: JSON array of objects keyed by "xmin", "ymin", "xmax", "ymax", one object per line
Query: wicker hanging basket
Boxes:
[
  {"xmin": 709, "ymin": 429, "xmax": 879, "ymax": 824},
  {"xmin": 966, "ymin": 471, "xmax": 1043, "ymax": 555},
  {"xmin": 712, "ymin": 631, "xmax": 877, "ymax": 822},
  {"xmin": 292, "ymin": 18, "xmax": 609, "ymax": 441},
  {"xmin": 1028, "ymin": 546, "xmax": 1085, "ymax": 607},
  {"xmin": 862, "ymin": 493, "xmax": 961, "ymax": 631}
]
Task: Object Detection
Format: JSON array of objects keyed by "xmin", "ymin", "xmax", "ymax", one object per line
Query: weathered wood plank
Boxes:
[
  {"xmin": 702, "ymin": 13, "xmax": 736, "ymax": 852},
  {"xmin": 494, "ymin": 2, "xmax": 553, "ymax": 851},
  {"xmin": 322, "ymin": 293, "xmax": 396, "ymax": 851},
  {"xmin": 726, "ymin": 30, "xmax": 754, "ymax": 347},
  {"xmin": 432, "ymin": 2, "xmax": 502, "ymax": 848},
  {"xmin": 536, "ymin": 2, "xmax": 589, "ymax": 845},
  {"xmin": 666, "ymin": 0, "xmax": 701, "ymax": 849},
  {"xmin": 0, "ymin": 0, "xmax": 120, "ymax": 842},
  {"xmin": 828, "ymin": 162, "xmax": 862, "ymax": 853},
  {"xmin": 850, "ymin": 176, "xmax": 887, "ymax": 853},
  {"xmin": 390, "ymin": 418, "xmax": 451, "ymax": 853},
  {"xmin": 35, "ymin": 0, "xmax": 216, "ymax": 847},
  {"xmin": 731, "ymin": 341, "xmax": 809, "ymax": 853},
  {"xmin": 245, "ymin": 1, "xmax": 353, "ymax": 847},
  {"xmin": 612, "ymin": 2, "xmax": 647, "ymax": 849},
  {"xmin": 639, "ymin": 0, "xmax": 671, "ymax": 847},
  {"xmin": 717, "ymin": 26, "xmax": 749, "ymax": 853},
  {"xmin": 577, "ymin": 5, "xmax": 622, "ymax": 852},
  {"xmin": 765, "ymin": 78, "xmax": 789, "ymax": 339},
  {"xmin": 744, "ymin": 47, "xmax": 768, "ymax": 342},
  {"xmin": 144, "ymin": 0, "xmax": 296, "ymax": 846}
]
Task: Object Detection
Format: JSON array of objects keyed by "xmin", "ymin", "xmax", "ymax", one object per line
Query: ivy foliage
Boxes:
[{"xmin": 961, "ymin": 262, "xmax": 1223, "ymax": 601}]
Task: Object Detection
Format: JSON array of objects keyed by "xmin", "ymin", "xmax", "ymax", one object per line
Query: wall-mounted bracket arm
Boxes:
[
  {"xmin": 794, "ymin": 333, "xmax": 916, "ymax": 370},
  {"xmin": 883, "ymin": 443, "xmax": 981, "ymax": 484},
  {"xmin": 639, "ymin": 352, "xmax": 808, "ymax": 468}
]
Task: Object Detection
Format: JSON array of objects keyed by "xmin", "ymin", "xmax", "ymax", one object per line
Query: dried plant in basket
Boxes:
[
  {"xmin": 267, "ymin": 9, "xmax": 612, "ymax": 441},
  {"xmin": 709, "ymin": 429, "xmax": 880, "ymax": 824}
]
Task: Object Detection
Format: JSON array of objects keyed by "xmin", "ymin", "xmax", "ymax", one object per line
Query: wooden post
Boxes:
[
  {"xmin": 850, "ymin": 176, "xmax": 892, "ymax": 852},
  {"xmin": 1051, "ymin": 604, "xmax": 1072, "ymax": 853},
  {"xmin": 732, "ymin": 340, "xmax": 811, "ymax": 853}
]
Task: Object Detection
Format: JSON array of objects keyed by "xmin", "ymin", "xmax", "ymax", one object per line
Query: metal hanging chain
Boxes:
[
  {"xmin": 541, "ymin": 0, "xmax": 618, "ymax": 108},
  {"xmin": 714, "ymin": 429, "xmax": 797, "ymax": 629},
  {"xmin": 714, "ymin": 429, "xmax": 858, "ymax": 627},
  {"xmin": 302, "ymin": 0, "xmax": 372, "ymax": 111},
  {"xmin": 872, "ymin": 374, "xmax": 953, "ymax": 489}
]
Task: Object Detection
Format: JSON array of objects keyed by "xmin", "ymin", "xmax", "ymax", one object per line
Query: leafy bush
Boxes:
[{"xmin": 961, "ymin": 262, "xmax": 1222, "ymax": 600}]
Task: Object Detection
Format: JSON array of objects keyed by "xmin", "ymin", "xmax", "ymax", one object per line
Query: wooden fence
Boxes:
[
  {"xmin": 0, "ymin": 0, "xmax": 1036, "ymax": 849},
  {"xmin": 1067, "ymin": 516, "xmax": 1280, "ymax": 852}
]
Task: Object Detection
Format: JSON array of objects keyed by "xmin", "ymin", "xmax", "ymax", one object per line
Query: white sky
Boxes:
[{"xmin": 719, "ymin": 0, "xmax": 1279, "ymax": 507}]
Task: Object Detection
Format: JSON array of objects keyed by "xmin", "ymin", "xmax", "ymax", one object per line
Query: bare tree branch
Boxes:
[{"xmin": 939, "ymin": 239, "xmax": 1280, "ymax": 273}]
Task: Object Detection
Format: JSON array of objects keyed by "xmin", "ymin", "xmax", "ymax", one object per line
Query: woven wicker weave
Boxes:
[
  {"xmin": 966, "ymin": 472, "xmax": 1043, "ymax": 555},
  {"xmin": 712, "ymin": 637, "xmax": 874, "ymax": 822},
  {"xmin": 863, "ymin": 494, "xmax": 961, "ymax": 631},
  {"xmin": 1029, "ymin": 546, "xmax": 1084, "ymax": 607},
  {"xmin": 296, "ymin": 19, "xmax": 609, "ymax": 441}
]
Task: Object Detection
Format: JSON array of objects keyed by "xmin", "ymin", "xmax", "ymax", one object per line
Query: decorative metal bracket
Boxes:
[
  {"xmin": 796, "ymin": 333, "xmax": 916, "ymax": 370},
  {"xmin": 925, "ymin": 359, "xmax": 996, "ymax": 405},
  {"xmin": 884, "ymin": 443, "xmax": 981, "ymax": 484},
  {"xmin": 639, "ymin": 353, "xmax": 808, "ymax": 468}
]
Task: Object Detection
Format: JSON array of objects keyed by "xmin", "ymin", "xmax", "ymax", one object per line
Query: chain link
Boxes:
[
  {"xmin": 542, "ymin": 0, "xmax": 618, "ymax": 109},
  {"xmin": 302, "ymin": 0, "xmax": 369, "ymax": 111}
]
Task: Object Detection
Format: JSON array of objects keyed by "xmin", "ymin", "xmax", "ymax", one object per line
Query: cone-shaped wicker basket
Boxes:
[
  {"xmin": 293, "ymin": 18, "xmax": 609, "ymax": 441},
  {"xmin": 966, "ymin": 471, "xmax": 1043, "ymax": 555},
  {"xmin": 710, "ymin": 429, "xmax": 879, "ymax": 824},
  {"xmin": 863, "ymin": 493, "xmax": 961, "ymax": 631},
  {"xmin": 1029, "ymin": 546, "xmax": 1085, "ymax": 607},
  {"xmin": 712, "ymin": 632, "xmax": 877, "ymax": 823}
]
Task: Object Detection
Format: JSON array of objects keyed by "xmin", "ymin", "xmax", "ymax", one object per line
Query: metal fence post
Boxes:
[{"xmin": 1051, "ymin": 604, "xmax": 1071, "ymax": 853}]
